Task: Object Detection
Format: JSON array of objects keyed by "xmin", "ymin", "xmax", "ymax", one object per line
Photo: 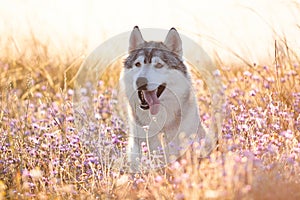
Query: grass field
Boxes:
[{"xmin": 1, "ymin": 1, "xmax": 300, "ymax": 200}]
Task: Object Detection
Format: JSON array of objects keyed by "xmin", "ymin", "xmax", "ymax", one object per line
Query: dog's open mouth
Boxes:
[{"xmin": 138, "ymin": 83, "xmax": 166, "ymax": 115}]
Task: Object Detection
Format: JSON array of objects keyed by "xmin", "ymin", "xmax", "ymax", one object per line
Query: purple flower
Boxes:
[
  {"xmin": 141, "ymin": 142, "xmax": 146, "ymax": 147},
  {"xmin": 224, "ymin": 133, "xmax": 232, "ymax": 139},
  {"xmin": 35, "ymin": 92, "xmax": 43, "ymax": 98},
  {"xmin": 213, "ymin": 69, "xmax": 221, "ymax": 77},
  {"xmin": 175, "ymin": 193, "xmax": 185, "ymax": 200},
  {"xmin": 95, "ymin": 113, "xmax": 101, "ymax": 120},
  {"xmin": 155, "ymin": 175, "xmax": 163, "ymax": 183},
  {"xmin": 142, "ymin": 146, "xmax": 148, "ymax": 153},
  {"xmin": 66, "ymin": 116, "xmax": 75, "ymax": 123},
  {"xmin": 67, "ymin": 89, "xmax": 74, "ymax": 96},
  {"xmin": 249, "ymin": 89, "xmax": 256, "ymax": 96},
  {"xmin": 280, "ymin": 130, "xmax": 293, "ymax": 139},
  {"xmin": 112, "ymin": 137, "xmax": 119, "ymax": 144},
  {"xmin": 243, "ymin": 70, "xmax": 252, "ymax": 77}
]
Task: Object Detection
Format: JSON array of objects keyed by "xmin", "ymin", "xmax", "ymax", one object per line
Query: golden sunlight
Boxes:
[
  {"xmin": 1, "ymin": 1, "xmax": 300, "ymax": 199},
  {"xmin": 1, "ymin": 0, "xmax": 299, "ymax": 64}
]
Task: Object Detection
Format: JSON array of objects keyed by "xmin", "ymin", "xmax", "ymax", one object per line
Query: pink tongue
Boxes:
[{"xmin": 143, "ymin": 90, "xmax": 160, "ymax": 115}]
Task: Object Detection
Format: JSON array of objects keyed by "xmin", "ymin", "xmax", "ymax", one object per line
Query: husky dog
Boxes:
[{"xmin": 121, "ymin": 26, "xmax": 210, "ymax": 172}]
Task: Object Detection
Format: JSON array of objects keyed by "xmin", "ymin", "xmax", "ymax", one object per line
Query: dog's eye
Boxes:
[
  {"xmin": 155, "ymin": 63, "xmax": 163, "ymax": 68},
  {"xmin": 135, "ymin": 62, "xmax": 141, "ymax": 67}
]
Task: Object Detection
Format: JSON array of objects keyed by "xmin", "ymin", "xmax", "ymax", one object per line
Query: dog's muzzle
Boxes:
[{"xmin": 138, "ymin": 83, "xmax": 166, "ymax": 110}]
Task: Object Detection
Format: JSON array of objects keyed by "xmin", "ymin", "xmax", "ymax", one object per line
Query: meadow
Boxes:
[
  {"xmin": 0, "ymin": 32, "xmax": 299, "ymax": 200},
  {"xmin": 1, "ymin": 2, "xmax": 300, "ymax": 199}
]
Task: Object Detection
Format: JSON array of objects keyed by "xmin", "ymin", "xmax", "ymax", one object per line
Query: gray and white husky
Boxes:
[{"xmin": 121, "ymin": 26, "xmax": 213, "ymax": 172}]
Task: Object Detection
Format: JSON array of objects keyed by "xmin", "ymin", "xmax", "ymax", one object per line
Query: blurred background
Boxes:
[{"xmin": 0, "ymin": 0, "xmax": 299, "ymax": 65}]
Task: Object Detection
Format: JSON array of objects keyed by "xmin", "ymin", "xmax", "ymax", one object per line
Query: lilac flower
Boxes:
[
  {"xmin": 272, "ymin": 124, "xmax": 280, "ymax": 130},
  {"xmin": 41, "ymin": 85, "xmax": 47, "ymax": 90},
  {"xmin": 67, "ymin": 127, "xmax": 75, "ymax": 132},
  {"xmin": 155, "ymin": 175, "xmax": 163, "ymax": 183},
  {"xmin": 80, "ymin": 88, "xmax": 88, "ymax": 96},
  {"xmin": 252, "ymin": 75, "xmax": 260, "ymax": 81},
  {"xmin": 280, "ymin": 130, "xmax": 293, "ymax": 139},
  {"xmin": 267, "ymin": 144, "xmax": 278, "ymax": 154},
  {"xmin": 67, "ymin": 89, "xmax": 74, "ymax": 96},
  {"xmin": 66, "ymin": 116, "xmax": 75, "ymax": 123},
  {"xmin": 98, "ymin": 81, "xmax": 104, "ymax": 87},
  {"xmin": 22, "ymin": 169, "xmax": 30, "ymax": 177},
  {"xmin": 141, "ymin": 142, "xmax": 146, "ymax": 147},
  {"xmin": 171, "ymin": 161, "xmax": 181, "ymax": 170},
  {"xmin": 95, "ymin": 113, "xmax": 101, "ymax": 120},
  {"xmin": 35, "ymin": 92, "xmax": 43, "ymax": 98},
  {"xmin": 142, "ymin": 145, "xmax": 148, "ymax": 153},
  {"xmin": 213, "ymin": 69, "xmax": 221, "ymax": 77},
  {"xmin": 112, "ymin": 137, "xmax": 120, "ymax": 144},
  {"xmin": 135, "ymin": 178, "xmax": 145, "ymax": 185},
  {"xmin": 249, "ymin": 89, "xmax": 256, "ymax": 96},
  {"xmin": 243, "ymin": 70, "xmax": 252, "ymax": 77},
  {"xmin": 263, "ymin": 81, "xmax": 270, "ymax": 89},
  {"xmin": 87, "ymin": 157, "xmax": 98, "ymax": 164},
  {"xmin": 224, "ymin": 134, "xmax": 233, "ymax": 139},
  {"xmin": 293, "ymin": 147, "xmax": 300, "ymax": 153}
]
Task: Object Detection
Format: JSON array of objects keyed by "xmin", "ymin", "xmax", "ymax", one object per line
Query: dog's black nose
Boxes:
[{"xmin": 136, "ymin": 77, "xmax": 148, "ymax": 90}]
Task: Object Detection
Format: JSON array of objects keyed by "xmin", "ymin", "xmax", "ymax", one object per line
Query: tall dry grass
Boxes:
[{"xmin": 0, "ymin": 17, "xmax": 300, "ymax": 200}]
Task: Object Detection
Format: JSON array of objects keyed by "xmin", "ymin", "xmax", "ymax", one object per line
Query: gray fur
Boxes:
[{"xmin": 124, "ymin": 42, "xmax": 187, "ymax": 75}]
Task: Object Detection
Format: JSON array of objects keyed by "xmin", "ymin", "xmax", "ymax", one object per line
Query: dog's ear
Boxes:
[
  {"xmin": 129, "ymin": 26, "xmax": 145, "ymax": 51},
  {"xmin": 164, "ymin": 28, "xmax": 182, "ymax": 57}
]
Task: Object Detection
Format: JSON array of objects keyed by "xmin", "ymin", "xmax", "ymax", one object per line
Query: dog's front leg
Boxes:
[{"xmin": 127, "ymin": 123, "xmax": 145, "ymax": 173}]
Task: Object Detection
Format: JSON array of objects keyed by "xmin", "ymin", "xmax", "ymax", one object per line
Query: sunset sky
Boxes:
[{"xmin": 1, "ymin": 0, "xmax": 299, "ymax": 64}]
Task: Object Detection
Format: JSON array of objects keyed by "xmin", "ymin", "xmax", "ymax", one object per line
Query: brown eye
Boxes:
[
  {"xmin": 155, "ymin": 63, "xmax": 163, "ymax": 68},
  {"xmin": 135, "ymin": 62, "xmax": 141, "ymax": 67}
]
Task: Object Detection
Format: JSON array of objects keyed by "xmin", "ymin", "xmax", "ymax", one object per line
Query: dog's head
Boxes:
[{"xmin": 124, "ymin": 26, "xmax": 188, "ymax": 115}]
